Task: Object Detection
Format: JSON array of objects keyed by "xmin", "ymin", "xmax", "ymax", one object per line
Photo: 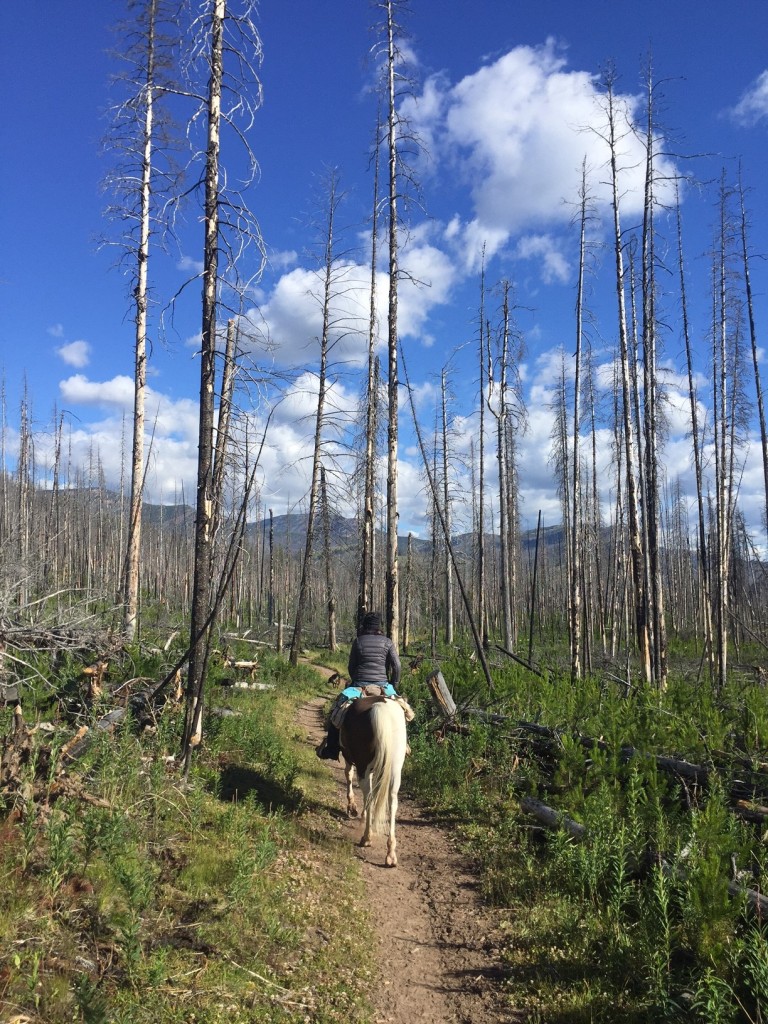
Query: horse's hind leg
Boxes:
[
  {"xmin": 344, "ymin": 760, "xmax": 359, "ymax": 818},
  {"xmin": 385, "ymin": 775, "xmax": 400, "ymax": 867},
  {"xmin": 358, "ymin": 772, "xmax": 373, "ymax": 847}
]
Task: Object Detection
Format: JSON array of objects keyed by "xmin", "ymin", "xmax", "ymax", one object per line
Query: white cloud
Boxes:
[
  {"xmin": 257, "ymin": 245, "xmax": 461, "ymax": 368},
  {"xmin": 47, "ymin": 323, "xmax": 65, "ymax": 339},
  {"xmin": 730, "ymin": 70, "xmax": 768, "ymax": 125},
  {"xmin": 270, "ymin": 264, "xmax": 368, "ymax": 361},
  {"xmin": 60, "ymin": 374, "xmax": 134, "ymax": 409},
  {"xmin": 267, "ymin": 248, "xmax": 299, "ymax": 271},
  {"xmin": 56, "ymin": 340, "xmax": 91, "ymax": 368},
  {"xmin": 407, "ymin": 40, "xmax": 677, "ymax": 272},
  {"xmin": 177, "ymin": 255, "xmax": 204, "ymax": 275},
  {"xmin": 514, "ymin": 234, "xmax": 570, "ymax": 284}
]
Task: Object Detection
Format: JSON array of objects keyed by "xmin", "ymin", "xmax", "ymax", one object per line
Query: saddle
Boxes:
[{"xmin": 330, "ymin": 687, "xmax": 415, "ymax": 728}]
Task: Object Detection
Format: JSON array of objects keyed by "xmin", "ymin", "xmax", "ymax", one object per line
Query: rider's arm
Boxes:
[
  {"xmin": 386, "ymin": 641, "xmax": 401, "ymax": 688},
  {"xmin": 348, "ymin": 638, "xmax": 361, "ymax": 682}
]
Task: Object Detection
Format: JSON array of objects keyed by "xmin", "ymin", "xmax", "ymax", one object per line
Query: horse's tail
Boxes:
[{"xmin": 364, "ymin": 701, "xmax": 408, "ymax": 834}]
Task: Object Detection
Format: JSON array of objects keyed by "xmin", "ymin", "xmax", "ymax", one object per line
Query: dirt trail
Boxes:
[{"xmin": 296, "ymin": 673, "xmax": 517, "ymax": 1024}]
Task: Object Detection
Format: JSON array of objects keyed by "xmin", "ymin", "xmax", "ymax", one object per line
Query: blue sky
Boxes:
[{"xmin": 3, "ymin": 1, "xmax": 768, "ymax": 544}]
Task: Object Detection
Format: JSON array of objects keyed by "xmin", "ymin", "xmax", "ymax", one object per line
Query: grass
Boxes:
[
  {"xmin": 403, "ymin": 641, "xmax": 768, "ymax": 1022},
  {"xmin": 0, "ymin": 648, "xmax": 376, "ymax": 1024},
  {"xmin": 3, "ymin": 632, "xmax": 767, "ymax": 1022}
]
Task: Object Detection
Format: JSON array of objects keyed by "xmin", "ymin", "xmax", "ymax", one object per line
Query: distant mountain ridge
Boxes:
[
  {"xmin": 245, "ymin": 512, "xmax": 570, "ymax": 557},
  {"xmin": 110, "ymin": 500, "xmax": 575, "ymax": 557}
]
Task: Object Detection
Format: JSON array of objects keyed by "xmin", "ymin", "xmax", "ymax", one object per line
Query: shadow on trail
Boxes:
[{"xmin": 214, "ymin": 763, "xmax": 303, "ymax": 811}]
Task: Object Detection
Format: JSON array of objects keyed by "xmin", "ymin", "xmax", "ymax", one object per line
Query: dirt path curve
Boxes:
[{"xmin": 296, "ymin": 666, "xmax": 518, "ymax": 1024}]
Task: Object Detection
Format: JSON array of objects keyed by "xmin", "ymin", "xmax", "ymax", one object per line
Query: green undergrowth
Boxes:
[
  {"xmin": 0, "ymin": 648, "xmax": 375, "ymax": 1024},
  {"xmin": 404, "ymin": 644, "xmax": 768, "ymax": 1023}
]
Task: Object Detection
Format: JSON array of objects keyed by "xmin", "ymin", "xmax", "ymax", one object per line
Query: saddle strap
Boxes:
[{"xmin": 393, "ymin": 695, "xmax": 415, "ymax": 722}]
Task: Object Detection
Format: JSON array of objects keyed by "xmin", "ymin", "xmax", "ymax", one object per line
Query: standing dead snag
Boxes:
[
  {"xmin": 425, "ymin": 670, "xmax": 456, "ymax": 719},
  {"xmin": 179, "ymin": 0, "xmax": 264, "ymax": 770},
  {"xmin": 102, "ymin": 0, "xmax": 185, "ymax": 642},
  {"xmin": 290, "ymin": 170, "xmax": 346, "ymax": 666}
]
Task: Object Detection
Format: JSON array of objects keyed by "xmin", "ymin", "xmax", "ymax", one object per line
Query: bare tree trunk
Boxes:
[
  {"xmin": 183, "ymin": 0, "xmax": 225, "ymax": 766},
  {"xmin": 477, "ymin": 252, "xmax": 488, "ymax": 649},
  {"xmin": 17, "ymin": 386, "xmax": 31, "ymax": 606},
  {"xmin": 400, "ymin": 345, "xmax": 495, "ymax": 690},
  {"xmin": 605, "ymin": 73, "xmax": 651, "ymax": 684},
  {"xmin": 290, "ymin": 172, "xmax": 342, "ymax": 665},
  {"xmin": 122, "ymin": 0, "xmax": 157, "ymax": 642},
  {"xmin": 675, "ymin": 188, "xmax": 714, "ymax": 680},
  {"xmin": 44, "ymin": 412, "xmax": 64, "ymax": 591},
  {"xmin": 587, "ymin": 353, "xmax": 606, "ymax": 655},
  {"xmin": 383, "ymin": 0, "xmax": 401, "ymax": 646},
  {"xmin": 358, "ymin": 135, "xmax": 381, "ymax": 630},
  {"xmin": 210, "ymin": 320, "xmax": 237, "ymax": 552},
  {"xmin": 440, "ymin": 367, "xmax": 454, "ymax": 645},
  {"xmin": 320, "ymin": 465, "xmax": 337, "ymax": 653},
  {"xmin": 570, "ymin": 162, "xmax": 587, "ymax": 683},
  {"xmin": 738, "ymin": 172, "xmax": 768, "ymax": 548},
  {"xmin": 640, "ymin": 71, "xmax": 668, "ymax": 689},
  {"xmin": 487, "ymin": 283, "xmax": 514, "ymax": 650},
  {"xmin": 713, "ymin": 181, "xmax": 730, "ymax": 690},
  {"xmin": 268, "ymin": 508, "xmax": 275, "ymax": 626},
  {"xmin": 402, "ymin": 531, "xmax": 413, "ymax": 652},
  {"xmin": 551, "ymin": 358, "xmax": 572, "ymax": 644}
]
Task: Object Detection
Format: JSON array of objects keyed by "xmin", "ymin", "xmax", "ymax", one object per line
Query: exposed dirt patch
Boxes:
[{"xmin": 296, "ymin": 672, "xmax": 519, "ymax": 1024}]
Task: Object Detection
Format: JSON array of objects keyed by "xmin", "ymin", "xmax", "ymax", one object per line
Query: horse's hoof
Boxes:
[
  {"xmin": 358, "ymin": 837, "xmax": 372, "ymax": 848},
  {"xmin": 386, "ymin": 856, "xmax": 398, "ymax": 867},
  {"xmin": 347, "ymin": 806, "xmax": 359, "ymax": 818}
]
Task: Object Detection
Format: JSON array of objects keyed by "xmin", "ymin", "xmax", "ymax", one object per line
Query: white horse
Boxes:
[{"xmin": 339, "ymin": 696, "xmax": 409, "ymax": 867}]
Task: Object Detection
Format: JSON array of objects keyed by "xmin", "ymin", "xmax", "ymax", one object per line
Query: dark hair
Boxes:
[{"xmin": 362, "ymin": 612, "xmax": 382, "ymax": 632}]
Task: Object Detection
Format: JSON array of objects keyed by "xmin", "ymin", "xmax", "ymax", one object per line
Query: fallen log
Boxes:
[
  {"xmin": 734, "ymin": 799, "xmax": 768, "ymax": 823},
  {"xmin": 223, "ymin": 635, "xmax": 270, "ymax": 647},
  {"xmin": 521, "ymin": 794, "xmax": 768, "ymax": 918},
  {"xmin": 727, "ymin": 878, "xmax": 768, "ymax": 916},
  {"xmin": 226, "ymin": 659, "xmax": 259, "ymax": 672},
  {"xmin": 520, "ymin": 796, "xmax": 586, "ymax": 839},
  {"xmin": 60, "ymin": 709, "xmax": 127, "ymax": 764},
  {"xmin": 494, "ymin": 644, "xmax": 545, "ymax": 679},
  {"xmin": 508, "ymin": 721, "xmax": 708, "ymax": 783}
]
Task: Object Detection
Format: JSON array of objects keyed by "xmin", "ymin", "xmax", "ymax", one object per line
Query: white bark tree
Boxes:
[{"xmin": 181, "ymin": 0, "xmax": 264, "ymax": 768}]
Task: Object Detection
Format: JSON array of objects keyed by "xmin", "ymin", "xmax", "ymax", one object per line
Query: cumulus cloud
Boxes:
[
  {"xmin": 257, "ymin": 243, "xmax": 461, "ymax": 368},
  {"xmin": 58, "ymin": 375, "xmax": 199, "ymax": 441},
  {"xmin": 44, "ymin": 377, "xmax": 215, "ymax": 503},
  {"xmin": 56, "ymin": 340, "xmax": 91, "ymax": 368},
  {"xmin": 729, "ymin": 70, "xmax": 768, "ymax": 125},
  {"xmin": 267, "ymin": 248, "xmax": 299, "ymax": 271},
  {"xmin": 514, "ymin": 234, "xmax": 570, "ymax": 284},
  {"xmin": 60, "ymin": 374, "xmax": 134, "ymax": 409},
  {"xmin": 406, "ymin": 40, "xmax": 676, "ymax": 272}
]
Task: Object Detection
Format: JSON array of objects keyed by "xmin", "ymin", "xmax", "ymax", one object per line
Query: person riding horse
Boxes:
[{"xmin": 317, "ymin": 611, "xmax": 401, "ymax": 760}]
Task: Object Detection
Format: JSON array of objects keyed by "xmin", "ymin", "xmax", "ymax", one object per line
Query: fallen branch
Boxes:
[
  {"xmin": 494, "ymin": 644, "xmax": 545, "ymax": 679},
  {"xmin": 520, "ymin": 794, "xmax": 768, "ymax": 918},
  {"xmin": 520, "ymin": 796, "xmax": 585, "ymax": 839}
]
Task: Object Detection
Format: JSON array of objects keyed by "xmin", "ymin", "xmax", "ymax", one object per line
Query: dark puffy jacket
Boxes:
[{"xmin": 348, "ymin": 631, "xmax": 401, "ymax": 687}]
